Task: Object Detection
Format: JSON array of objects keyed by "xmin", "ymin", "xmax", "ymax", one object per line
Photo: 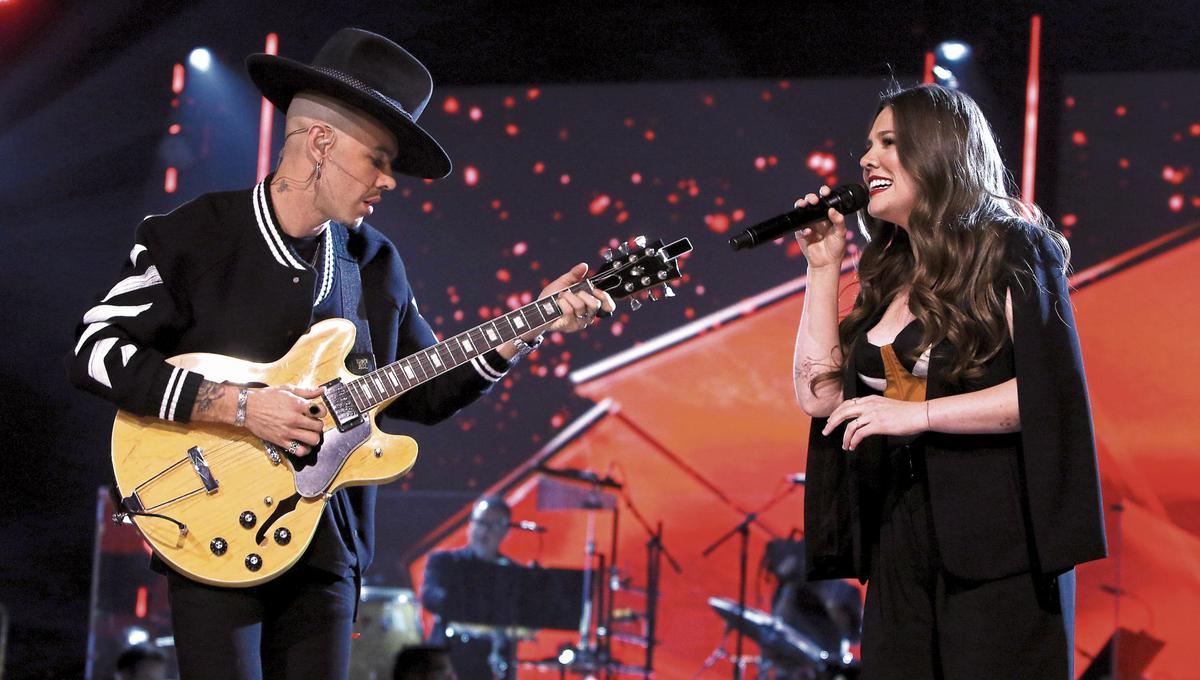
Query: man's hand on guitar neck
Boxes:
[
  {"xmin": 192, "ymin": 380, "xmax": 327, "ymax": 457},
  {"xmin": 495, "ymin": 263, "xmax": 616, "ymax": 361}
]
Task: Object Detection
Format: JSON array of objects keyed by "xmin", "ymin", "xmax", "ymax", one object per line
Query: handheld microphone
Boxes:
[
  {"xmin": 729, "ymin": 184, "xmax": 868, "ymax": 251},
  {"xmin": 509, "ymin": 520, "xmax": 549, "ymax": 533},
  {"xmin": 786, "ymin": 473, "xmax": 806, "ymax": 485}
]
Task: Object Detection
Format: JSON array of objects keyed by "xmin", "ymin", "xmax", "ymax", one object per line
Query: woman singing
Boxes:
[{"xmin": 792, "ymin": 84, "xmax": 1106, "ymax": 679}]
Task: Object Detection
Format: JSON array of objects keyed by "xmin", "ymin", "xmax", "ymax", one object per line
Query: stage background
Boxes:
[{"xmin": 0, "ymin": 3, "xmax": 1197, "ymax": 678}]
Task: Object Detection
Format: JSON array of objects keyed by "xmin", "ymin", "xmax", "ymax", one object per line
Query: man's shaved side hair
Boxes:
[{"xmin": 281, "ymin": 91, "xmax": 397, "ymax": 160}]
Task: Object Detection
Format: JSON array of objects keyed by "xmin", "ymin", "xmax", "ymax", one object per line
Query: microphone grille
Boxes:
[{"xmin": 828, "ymin": 183, "xmax": 869, "ymax": 214}]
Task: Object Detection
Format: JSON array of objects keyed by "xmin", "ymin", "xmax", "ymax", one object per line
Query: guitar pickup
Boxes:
[
  {"xmin": 322, "ymin": 378, "xmax": 364, "ymax": 432},
  {"xmin": 187, "ymin": 446, "xmax": 219, "ymax": 493}
]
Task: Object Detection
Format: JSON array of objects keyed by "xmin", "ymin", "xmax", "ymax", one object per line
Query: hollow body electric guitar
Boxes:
[{"xmin": 111, "ymin": 237, "xmax": 691, "ymax": 587}]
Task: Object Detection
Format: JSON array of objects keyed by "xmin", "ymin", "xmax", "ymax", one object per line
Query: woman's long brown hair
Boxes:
[{"xmin": 813, "ymin": 84, "xmax": 1069, "ymax": 391}]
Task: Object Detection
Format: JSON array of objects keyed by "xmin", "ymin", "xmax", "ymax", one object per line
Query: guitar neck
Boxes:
[{"xmin": 342, "ymin": 280, "xmax": 593, "ymax": 412}]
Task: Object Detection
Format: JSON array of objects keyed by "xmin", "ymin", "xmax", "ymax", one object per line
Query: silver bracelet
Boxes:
[
  {"xmin": 234, "ymin": 388, "xmax": 249, "ymax": 427},
  {"xmin": 511, "ymin": 334, "xmax": 545, "ymax": 358}
]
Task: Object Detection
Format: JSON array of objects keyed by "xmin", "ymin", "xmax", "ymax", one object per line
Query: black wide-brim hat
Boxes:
[{"xmin": 246, "ymin": 28, "xmax": 451, "ymax": 179}]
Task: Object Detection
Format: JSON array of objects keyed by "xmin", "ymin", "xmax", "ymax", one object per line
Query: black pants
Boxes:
[
  {"xmin": 166, "ymin": 565, "xmax": 357, "ymax": 680},
  {"xmin": 860, "ymin": 454, "xmax": 1076, "ymax": 680}
]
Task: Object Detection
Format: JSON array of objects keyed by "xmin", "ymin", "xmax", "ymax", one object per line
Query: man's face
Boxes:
[
  {"xmin": 315, "ymin": 117, "xmax": 399, "ymax": 228},
  {"xmin": 466, "ymin": 505, "xmax": 509, "ymax": 560}
]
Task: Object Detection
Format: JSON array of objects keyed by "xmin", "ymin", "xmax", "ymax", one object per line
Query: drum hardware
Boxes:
[{"xmin": 700, "ymin": 479, "xmax": 801, "ymax": 679}]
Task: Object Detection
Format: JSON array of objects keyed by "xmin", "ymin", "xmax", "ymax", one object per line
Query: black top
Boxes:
[{"xmin": 803, "ymin": 223, "xmax": 1107, "ymax": 582}]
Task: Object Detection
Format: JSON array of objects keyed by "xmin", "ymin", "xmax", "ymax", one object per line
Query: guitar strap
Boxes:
[{"xmin": 328, "ymin": 222, "xmax": 375, "ymax": 375}]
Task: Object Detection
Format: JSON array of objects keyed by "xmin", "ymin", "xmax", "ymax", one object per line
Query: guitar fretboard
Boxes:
[{"xmin": 344, "ymin": 281, "xmax": 591, "ymax": 411}]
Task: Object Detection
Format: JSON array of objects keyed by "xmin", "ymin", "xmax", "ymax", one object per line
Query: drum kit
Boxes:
[{"xmin": 703, "ymin": 594, "xmax": 859, "ymax": 680}]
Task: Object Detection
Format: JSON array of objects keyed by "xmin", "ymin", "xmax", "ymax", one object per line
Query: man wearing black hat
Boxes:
[{"xmin": 69, "ymin": 28, "xmax": 612, "ymax": 679}]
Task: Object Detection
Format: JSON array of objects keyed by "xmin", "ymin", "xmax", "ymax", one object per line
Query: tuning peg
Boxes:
[
  {"xmin": 630, "ymin": 299, "xmax": 643, "ymax": 311},
  {"xmin": 649, "ymin": 285, "xmax": 675, "ymax": 302},
  {"xmin": 633, "ymin": 235, "xmax": 647, "ymax": 248},
  {"xmin": 603, "ymin": 248, "xmax": 615, "ymax": 262},
  {"xmin": 617, "ymin": 242, "xmax": 630, "ymax": 256}
]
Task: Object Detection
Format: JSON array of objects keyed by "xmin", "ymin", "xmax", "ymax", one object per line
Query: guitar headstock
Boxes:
[{"xmin": 589, "ymin": 235, "xmax": 693, "ymax": 310}]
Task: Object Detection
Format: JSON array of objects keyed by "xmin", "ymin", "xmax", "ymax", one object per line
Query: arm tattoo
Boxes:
[
  {"xmin": 194, "ymin": 380, "xmax": 226, "ymax": 415},
  {"xmin": 278, "ymin": 179, "xmax": 288, "ymax": 192},
  {"xmin": 794, "ymin": 357, "xmax": 817, "ymax": 382}
]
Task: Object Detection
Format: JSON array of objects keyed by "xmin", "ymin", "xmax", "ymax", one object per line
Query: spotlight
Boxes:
[
  {"xmin": 125, "ymin": 626, "xmax": 149, "ymax": 646},
  {"xmin": 932, "ymin": 65, "xmax": 959, "ymax": 89},
  {"xmin": 937, "ymin": 41, "xmax": 970, "ymax": 62},
  {"xmin": 188, "ymin": 48, "xmax": 212, "ymax": 72}
]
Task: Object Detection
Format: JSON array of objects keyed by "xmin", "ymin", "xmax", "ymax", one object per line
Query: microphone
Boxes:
[
  {"xmin": 509, "ymin": 519, "xmax": 548, "ymax": 533},
  {"xmin": 786, "ymin": 473, "xmax": 806, "ymax": 485},
  {"xmin": 729, "ymin": 184, "xmax": 868, "ymax": 251}
]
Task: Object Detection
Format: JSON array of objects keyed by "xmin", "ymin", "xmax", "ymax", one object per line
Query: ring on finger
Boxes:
[{"xmin": 287, "ymin": 440, "xmax": 300, "ymax": 455}]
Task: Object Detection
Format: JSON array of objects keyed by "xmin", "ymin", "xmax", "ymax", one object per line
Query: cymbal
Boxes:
[{"xmin": 707, "ymin": 596, "xmax": 832, "ymax": 666}]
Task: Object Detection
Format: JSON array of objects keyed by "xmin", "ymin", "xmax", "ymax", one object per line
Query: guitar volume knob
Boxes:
[
  {"xmin": 239, "ymin": 511, "xmax": 257, "ymax": 529},
  {"xmin": 273, "ymin": 528, "xmax": 292, "ymax": 545},
  {"xmin": 245, "ymin": 553, "xmax": 262, "ymax": 572},
  {"xmin": 210, "ymin": 538, "xmax": 228, "ymax": 556}
]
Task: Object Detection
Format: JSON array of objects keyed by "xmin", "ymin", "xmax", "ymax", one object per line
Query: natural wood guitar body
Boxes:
[{"xmin": 111, "ymin": 319, "xmax": 417, "ymax": 587}]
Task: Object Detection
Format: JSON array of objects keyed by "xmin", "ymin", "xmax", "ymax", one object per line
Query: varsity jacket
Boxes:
[{"xmin": 69, "ymin": 179, "xmax": 514, "ymax": 576}]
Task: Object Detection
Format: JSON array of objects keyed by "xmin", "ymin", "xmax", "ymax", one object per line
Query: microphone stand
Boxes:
[{"xmin": 700, "ymin": 481, "xmax": 801, "ymax": 680}]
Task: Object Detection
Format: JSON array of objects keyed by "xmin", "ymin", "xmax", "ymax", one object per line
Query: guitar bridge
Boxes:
[
  {"xmin": 187, "ymin": 446, "xmax": 219, "ymax": 493},
  {"xmin": 322, "ymin": 378, "xmax": 364, "ymax": 432}
]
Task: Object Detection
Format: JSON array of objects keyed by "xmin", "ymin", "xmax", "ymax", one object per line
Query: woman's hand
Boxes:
[
  {"xmin": 793, "ymin": 185, "xmax": 848, "ymax": 270},
  {"xmin": 821, "ymin": 395, "xmax": 927, "ymax": 451}
]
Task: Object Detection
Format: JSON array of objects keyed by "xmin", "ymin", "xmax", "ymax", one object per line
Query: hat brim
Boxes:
[{"xmin": 247, "ymin": 54, "xmax": 451, "ymax": 180}]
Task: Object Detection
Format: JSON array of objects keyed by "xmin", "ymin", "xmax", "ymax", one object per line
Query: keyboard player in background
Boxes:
[{"xmin": 420, "ymin": 496, "xmax": 519, "ymax": 679}]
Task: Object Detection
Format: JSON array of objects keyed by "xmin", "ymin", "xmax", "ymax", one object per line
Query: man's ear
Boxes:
[{"xmin": 310, "ymin": 124, "xmax": 335, "ymax": 158}]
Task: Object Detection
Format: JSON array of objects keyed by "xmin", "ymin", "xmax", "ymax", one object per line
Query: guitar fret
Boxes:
[
  {"xmin": 539, "ymin": 297, "xmax": 561, "ymax": 319},
  {"xmin": 483, "ymin": 324, "xmax": 501, "ymax": 345},
  {"xmin": 349, "ymin": 380, "xmax": 368, "ymax": 408},
  {"xmin": 412, "ymin": 353, "xmax": 432, "ymax": 380},
  {"xmin": 447, "ymin": 335, "xmax": 469, "ymax": 363},
  {"xmin": 436, "ymin": 342, "xmax": 456, "ymax": 369},
  {"xmin": 493, "ymin": 316, "xmax": 518, "ymax": 342}
]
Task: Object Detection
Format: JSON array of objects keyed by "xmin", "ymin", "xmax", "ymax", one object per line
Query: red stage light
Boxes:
[
  {"xmin": 1021, "ymin": 15, "xmax": 1042, "ymax": 204},
  {"xmin": 463, "ymin": 165, "xmax": 479, "ymax": 186},
  {"xmin": 443, "ymin": 96, "xmax": 460, "ymax": 114},
  {"xmin": 588, "ymin": 195, "xmax": 611, "ymax": 215},
  {"xmin": 164, "ymin": 167, "xmax": 177, "ymax": 193},
  {"xmin": 256, "ymin": 33, "xmax": 279, "ymax": 182},
  {"xmin": 168, "ymin": 124, "xmax": 181, "ymax": 135},
  {"xmin": 923, "ymin": 51, "xmax": 935, "ymax": 85},
  {"xmin": 468, "ymin": 106, "xmax": 482, "ymax": 121},
  {"xmin": 171, "ymin": 63, "xmax": 185, "ymax": 94},
  {"xmin": 135, "ymin": 586, "xmax": 148, "ymax": 619}
]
